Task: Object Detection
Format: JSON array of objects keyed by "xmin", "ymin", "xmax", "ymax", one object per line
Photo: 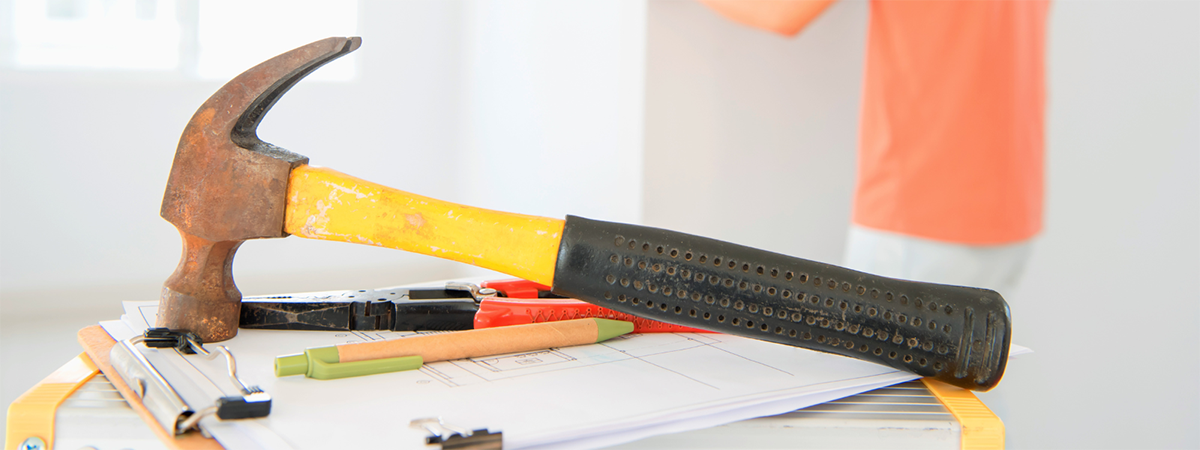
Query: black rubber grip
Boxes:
[{"xmin": 551, "ymin": 216, "xmax": 1011, "ymax": 391}]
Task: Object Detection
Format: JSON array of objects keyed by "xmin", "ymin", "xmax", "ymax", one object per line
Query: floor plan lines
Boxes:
[{"xmin": 471, "ymin": 349, "xmax": 576, "ymax": 372}]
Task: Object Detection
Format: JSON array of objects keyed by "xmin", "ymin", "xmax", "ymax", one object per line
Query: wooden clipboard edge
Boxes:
[{"xmin": 77, "ymin": 325, "xmax": 224, "ymax": 450}]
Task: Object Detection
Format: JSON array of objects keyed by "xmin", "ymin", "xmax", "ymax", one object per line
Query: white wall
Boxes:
[
  {"xmin": 643, "ymin": 0, "xmax": 866, "ymax": 265},
  {"xmin": 458, "ymin": 0, "xmax": 646, "ymax": 224},
  {"xmin": 643, "ymin": 0, "xmax": 1199, "ymax": 448},
  {"xmin": 981, "ymin": 1, "xmax": 1199, "ymax": 447}
]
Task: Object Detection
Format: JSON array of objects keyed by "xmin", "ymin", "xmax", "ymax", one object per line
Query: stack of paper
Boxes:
[{"xmin": 99, "ymin": 295, "xmax": 1023, "ymax": 449}]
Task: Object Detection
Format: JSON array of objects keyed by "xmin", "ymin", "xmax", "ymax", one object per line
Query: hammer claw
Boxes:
[{"xmin": 232, "ymin": 37, "xmax": 361, "ymax": 151}]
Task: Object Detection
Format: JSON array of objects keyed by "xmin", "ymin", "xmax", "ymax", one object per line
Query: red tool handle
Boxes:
[
  {"xmin": 478, "ymin": 279, "xmax": 712, "ymax": 333},
  {"xmin": 475, "ymin": 298, "xmax": 712, "ymax": 333},
  {"xmin": 481, "ymin": 279, "xmax": 552, "ymax": 299}
]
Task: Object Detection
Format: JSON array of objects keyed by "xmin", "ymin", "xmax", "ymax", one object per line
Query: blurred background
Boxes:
[{"xmin": 1, "ymin": 0, "xmax": 1196, "ymax": 447}]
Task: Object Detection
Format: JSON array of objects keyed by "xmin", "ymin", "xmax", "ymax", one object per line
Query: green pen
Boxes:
[{"xmin": 276, "ymin": 318, "xmax": 634, "ymax": 379}]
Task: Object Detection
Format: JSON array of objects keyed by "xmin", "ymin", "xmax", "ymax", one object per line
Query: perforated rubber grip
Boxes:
[{"xmin": 551, "ymin": 216, "xmax": 1011, "ymax": 391}]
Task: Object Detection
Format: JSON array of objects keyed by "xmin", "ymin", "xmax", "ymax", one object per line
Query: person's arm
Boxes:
[{"xmin": 699, "ymin": 0, "xmax": 837, "ymax": 37}]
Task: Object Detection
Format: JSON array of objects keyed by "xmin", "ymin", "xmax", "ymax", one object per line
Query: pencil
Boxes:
[{"xmin": 275, "ymin": 318, "xmax": 633, "ymax": 379}]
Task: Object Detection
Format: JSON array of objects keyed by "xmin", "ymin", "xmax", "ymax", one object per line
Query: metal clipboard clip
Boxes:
[
  {"xmin": 108, "ymin": 328, "xmax": 271, "ymax": 436},
  {"xmin": 410, "ymin": 417, "xmax": 502, "ymax": 449}
]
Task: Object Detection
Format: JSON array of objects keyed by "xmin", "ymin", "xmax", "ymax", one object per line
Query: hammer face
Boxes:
[
  {"xmin": 159, "ymin": 37, "xmax": 361, "ymax": 342},
  {"xmin": 160, "ymin": 234, "xmax": 244, "ymax": 342}
]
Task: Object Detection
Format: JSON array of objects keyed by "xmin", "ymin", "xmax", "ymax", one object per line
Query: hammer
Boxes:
[{"xmin": 160, "ymin": 37, "xmax": 1011, "ymax": 391}]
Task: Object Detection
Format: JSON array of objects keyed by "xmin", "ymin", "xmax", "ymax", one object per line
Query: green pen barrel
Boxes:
[{"xmin": 275, "ymin": 346, "xmax": 424, "ymax": 380}]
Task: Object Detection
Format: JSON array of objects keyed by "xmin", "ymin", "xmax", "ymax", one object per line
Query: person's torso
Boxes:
[{"xmin": 854, "ymin": 0, "xmax": 1050, "ymax": 245}]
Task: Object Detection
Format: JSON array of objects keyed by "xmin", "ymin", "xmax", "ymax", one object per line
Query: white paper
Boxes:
[{"xmin": 100, "ymin": 300, "xmax": 1027, "ymax": 450}]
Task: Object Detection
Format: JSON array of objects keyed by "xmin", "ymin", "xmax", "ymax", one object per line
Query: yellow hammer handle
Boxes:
[{"xmin": 284, "ymin": 165, "xmax": 564, "ymax": 286}]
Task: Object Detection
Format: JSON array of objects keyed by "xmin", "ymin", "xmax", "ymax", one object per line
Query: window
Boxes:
[
  {"xmin": 8, "ymin": 0, "xmax": 359, "ymax": 81},
  {"xmin": 11, "ymin": 0, "xmax": 181, "ymax": 70}
]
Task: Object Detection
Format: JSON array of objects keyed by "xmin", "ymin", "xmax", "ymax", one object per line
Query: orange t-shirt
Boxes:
[
  {"xmin": 854, "ymin": 0, "xmax": 1048, "ymax": 244},
  {"xmin": 703, "ymin": 0, "xmax": 1049, "ymax": 245}
]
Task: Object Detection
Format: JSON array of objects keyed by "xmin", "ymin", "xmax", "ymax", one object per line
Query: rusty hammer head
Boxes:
[{"xmin": 158, "ymin": 37, "xmax": 360, "ymax": 342}]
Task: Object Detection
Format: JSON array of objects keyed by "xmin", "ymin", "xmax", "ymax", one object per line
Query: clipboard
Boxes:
[
  {"xmin": 77, "ymin": 325, "xmax": 222, "ymax": 450},
  {"xmin": 9, "ymin": 325, "xmax": 1003, "ymax": 450},
  {"xmin": 8, "ymin": 325, "xmax": 496, "ymax": 450},
  {"xmin": 75, "ymin": 325, "xmax": 505, "ymax": 450},
  {"xmin": 77, "ymin": 320, "xmax": 512, "ymax": 450}
]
